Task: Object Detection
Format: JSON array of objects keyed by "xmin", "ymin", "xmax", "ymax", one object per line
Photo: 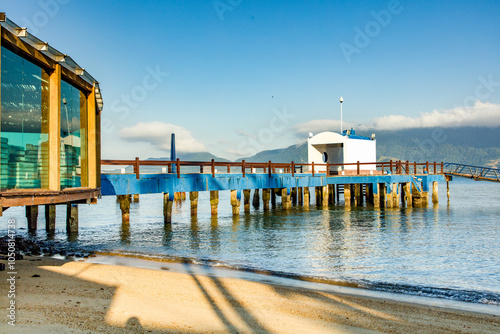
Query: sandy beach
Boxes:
[{"xmin": 0, "ymin": 256, "xmax": 499, "ymax": 334}]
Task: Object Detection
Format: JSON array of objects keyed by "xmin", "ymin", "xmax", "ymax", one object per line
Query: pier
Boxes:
[{"xmin": 101, "ymin": 159, "xmax": 446, "ymax": 224}]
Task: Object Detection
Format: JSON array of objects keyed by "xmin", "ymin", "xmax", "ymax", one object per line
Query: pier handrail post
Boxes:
[
  {"xmin": 414, "ymin": 162, "xmax": 417, "ymax": 174},
  {"xmin": 426, "ymin": 161, "xmax": 429, "ymax": 174},
  {"xmin": 434, "ymin": 161, "xmax": 437, "ymax": 174},
  {"xmin": 176, "ymin": 158, "xmax": 181, "ymax": 178},
  {"xmin": 199, "ymin": 164, "xmax": 203, "ymax": 173},
  {"xmin": 381, "ymin": 163, "xmax": 384, "ymax": 174},
  {"xmin": 268, "ymin": 161, "xmax": 272, "ymax": 176},
  {"xmin": 168, "ymin": 163, "xmax": 172, "ymax": 173},
  {"xmin": 242, "ymin": 160, "xmax": 246, "ymax": 177},
  {"xmin": 441, "ymin": 162, "xmax": 444, "ymax": 174},
  {"xmin": 326, "ymin": 162, "xmax": 330, "ymax": 176},
  {"xmin": 406, "ymin": 161, "xmax": 409, "ymax": 175},
  {"xmin": 211, "ymin": 159, "xmax": 215, "ymax": 177},
  {"xmin": 357, "ymin": 161, "xmax": 360, "ymax": 175},
  {"xmin": 227, "ymin": 165, "xmax": 230, "ymax": 174},
  {"xmin": 291, "ymin": 161, "xmax": 295, "ymax": 177},
  {"xmin": 390, "ymin": 160, "xmax": 393, "ymax": 174},
  {"xmin": 312, "ymin": 162, "xmax": 315, "ymax": 177},
  {"xmin": 134, "ymin": 157, "xmax": 140, "ymax": 179}
]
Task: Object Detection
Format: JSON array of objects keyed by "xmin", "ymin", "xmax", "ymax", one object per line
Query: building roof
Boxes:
[{"xmin": 0, "ymin": 13, "xmax": 103, "ymax": 112}]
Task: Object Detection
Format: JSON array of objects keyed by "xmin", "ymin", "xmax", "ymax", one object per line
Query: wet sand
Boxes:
[{"xmin": 0, "ymin": 256, "xmax": 499, "ymax": 333}]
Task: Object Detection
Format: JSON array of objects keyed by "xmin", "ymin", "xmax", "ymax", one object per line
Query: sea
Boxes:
[{"xmin": 1, "ymin": 178, "xmax": 499, "ymax": 310}]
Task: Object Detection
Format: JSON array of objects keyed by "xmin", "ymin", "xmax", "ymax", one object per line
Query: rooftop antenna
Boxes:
[{"xmin": 339, "ymin": 96, "xmax": 343, "ymax": 134}]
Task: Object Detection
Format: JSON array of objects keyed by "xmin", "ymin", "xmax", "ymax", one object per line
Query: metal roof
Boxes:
[{"xmin": 0, "ymin": 13, "xmax": 103, "ymax": 112}]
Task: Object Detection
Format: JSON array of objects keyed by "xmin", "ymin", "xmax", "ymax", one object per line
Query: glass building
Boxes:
[{"xmin": 0, "ymin": 13, "xmax": 103, "ymax": 209}]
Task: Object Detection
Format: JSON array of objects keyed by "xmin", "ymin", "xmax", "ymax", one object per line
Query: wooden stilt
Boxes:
[
  {"xmin": 163, "ymin": 193, "xmax": 173, "ymax": 223},
  {"xmin": 117, "ymin": 195, "xmax": 131, "ymax": 223},
  {"xmin": 45, "ymin": 204, "xmax": 56, "ymax": 232},
  {"xmin": 231, "ymin": 190, "xmax": 240, "ymax": 215},
  {"xmin": 262, "ymin": 189, "xmax": 270, "ymax": 211},
  {"xmin": 303, "ymin": 187, "xmax": 310, "ymax": 209},
  {"xmin": 66, "ymin": 203, "xmax": 79, "ymax": 233},
  {"xmin": 190, "ymin": 191, "xmax": 199, "ymax": 216},
  {"xmin": 244, "ymin": 189, "xmax": 251, "ymax": 212},
  {"xmin": 26, "ymin": 206, "xmax": 38, "ymax": 231},
  {"xmin": 252, "ymin": 189, "xmax": 260, "ymax": 209},
  {"xmin": 210, "ymin": 191, "xmax": 219, "ymax": 216},
  {"xmin": 344, "ymin": 184, "xmax": 351, "ymax": 207}
]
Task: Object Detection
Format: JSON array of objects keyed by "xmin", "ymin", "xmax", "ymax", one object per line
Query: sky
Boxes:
[{"xmin": 2, "ymin": 0, "xmax": 500, "ymax": 160}]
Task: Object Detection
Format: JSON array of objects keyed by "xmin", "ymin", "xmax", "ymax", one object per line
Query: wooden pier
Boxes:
[{"xmin": 101, "ymin": 159, "xmax": 446, "ymax": 224}]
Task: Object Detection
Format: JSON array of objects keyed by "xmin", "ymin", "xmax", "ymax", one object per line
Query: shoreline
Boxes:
[{"xmin": 1, "ymin": 255, "xmax": 499, "ymax": 333}]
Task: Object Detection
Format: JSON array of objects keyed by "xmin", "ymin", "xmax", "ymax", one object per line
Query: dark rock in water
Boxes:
[
  {"xmin": 31, "ymin": 274, "xmax": 40, "ymax": 278},
  {"xmin": 59, "ymin": 250, "xmax": 67, "ymax": 256}
]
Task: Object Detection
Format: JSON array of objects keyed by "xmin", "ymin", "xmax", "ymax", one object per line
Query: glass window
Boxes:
[
  {"xmin": 0, "ymin": 46, "xmax": 49, "ymax": 190},
  {"xmin": 60, "ymin": 80, "xmax": 87, "ymax": 188}
]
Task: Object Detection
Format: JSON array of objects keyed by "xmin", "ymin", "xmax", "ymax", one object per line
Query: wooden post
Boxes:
[
  {"xmin": 48, "ymin": 64, "xmax": 61, "ymax": 190},
  {"xmin": 315, "ymin": 187, "xmax": 322, "ymax": 206},
  {"xmin": 380, "ymin": 184, "xmax": 387, "ymax": 208},
  {"xmin": 297, "ymin": 187, "xmax": 303, "ymax": 205},
  {"xmin": 372, "ymin": 183, "xmax": 380, "ymax": 208},
  {"xmin": 45, "ymin": 204, "xmax": 56, "ymax": 232},
  {"xmin": 211, "ymin": 159, "xmax": 215, "ymax": 177},
  {"xmin": 117, "ymin": 195, "xmax": 131, "ymax": 223},
  {"xmin": 26, "ymin": 206, "xmax": 38, "ymax": 231},
  {"xmin": 176, "ymin": 158, "xmax": 181, "ymax": 178},
  {"xmin": 231, "ymin": 190, "xmax": 240, "ymax": 216},
  {"xmin": 303, "ymin": 187, "xmax": 310, "ymax": 208},
  {"xmin": 262, "ymin": 189, "xmax": 270, "ymax": 211},
  {"xmin": 271, "ymin": 188, "xmax": 276, "ymax": 207},
  {"xmin": 190, "ymin": 191, "xmax": 199, "ymax": 216},
  {"xmin": 133, "ymin": 194, "xmax": 140, "ymax": 202},
  {"xmin": 328, "ymin": 184, "xmax": 335, "ymax": 204},
  {"xmin": 252, "ymin": 189, "xmax": 260, "ymax": 209},
  {"xmin": 243, "ymin": 189, "xmax": 251, "ymax": 212},
  {"xmin": 281, "ymin": 188, "xmax": 291, "ymax": 210},
  {"xmin": 446, "ymin": 177, "xmax": 450, "ymax": 200},
  {"xmin": 210, "ymin": 191, "xmax": 219, "ymax": 216},
  {"xmin": 392, "ymin": 183, "xmax": 400, "ymax": 207},
  {"xmin": 344, "ymin": 184, "xmax": 351, "ymax": 207},
  {"xmin": 312, "ymin": 162, "xmax": 315, "ymax": 176},
  {"xmin": 354, "ymin": 184, "xmax": 363, "ymax": 206},
  {"xmin": 357, "ymin": 161, "xmax": 360, "ymax": 175},
  {"xmin": 134, "ymin": 157, "xmax": 140, "ymax": 179},
  {"xmin": 404, "ymin": 183, "xmax": 412, "ymax": 207},
  {"xmin": 291, "ymin": 187, "xmax": 297, "ymax": 205},
  {"xmin": 412, "ymin": 183, "xmax": 424, "ymax": 208},
  {"xmin": 242, "ymin": 160, "xmax": 246, "ymax": 177},
  {"xmin": 163, "ymin": 193, "xmax": 173, "ymax": 223},
  {"xmin": 432, "ymin": 181, "xmax": 439, "ymax": 204},
  {"xmin": 322, "ymin": 186, "xmax": 329, "ymax": 207},
  {"xmin": 66, "ymin": 203, "xmax": 79, "ymax": 233}
]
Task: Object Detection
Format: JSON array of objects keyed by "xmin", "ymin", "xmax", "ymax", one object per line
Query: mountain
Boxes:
[
  {"xmin": 238, "ymin": 127, "xmax": 500, "ymax": 168},
  {"xmin": 148, "ymin": 152, "xmax": 230, "ymax": 162}
]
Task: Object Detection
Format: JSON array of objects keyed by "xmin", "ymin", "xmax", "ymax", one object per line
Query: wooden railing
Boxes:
[{"xmin": 101, "ymin": 159, "xmax": 444, "ymax": 179}]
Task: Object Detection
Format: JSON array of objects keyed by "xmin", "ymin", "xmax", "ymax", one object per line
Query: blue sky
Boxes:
[{"xmin": 2, "ymin": 0, "xmax": 500, "ymax": 159}]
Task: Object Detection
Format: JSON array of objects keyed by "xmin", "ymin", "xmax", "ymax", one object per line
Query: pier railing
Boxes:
[
  {"xmin": 443, "ymin": 162, "xmax": 500, "ymax": 182},
  {"xmin": 101, "ymin": 159, "xmax": 444, "ymax": 180}
]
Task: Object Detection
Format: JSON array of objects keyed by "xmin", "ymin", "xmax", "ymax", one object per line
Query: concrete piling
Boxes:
[
  {"xmin": 281, "ymin": 188, "xmax": 291, "ymax": 210},
  {"xmin": 271, "ymin": 188, "xmax": 277, "ymax": 207},
  {"xmin": 252, "ymin": 189, "xmax": 260, "ymax": 209},
  {"xmin": 117, "ymin": 195, "xmax": 131, "ymax": 223},
  {"xmin": 231, "ymin": 190, "xmax": 240, "ymax": 215},
  {"xmin": 315, "ymin": 187, "xmax": 322, "ymax": 207},
  {"xmin": 66, "ymin": 203, "xmax": 79, "ymax": 233},
  {"xmin": 303, "ymin": 187, "xmax": 310, "ymax": 208},
  {"xmin": 133, "ymin": 194, "xmax": 140, "ymax": 202},
  {"xmin": 26, "ymin": 205, "xmax": 38, "ymax": 231},
  {"xmin": 447, "ymin": 179, "xmax": 450, "ymax": 200},
  {"xmin": 372, "ymin": 183, "xmax": 380, "ymax": 208},
  {"xmin": 328, "ymin": 184, "xmax": 335, "ymax": 205},
  {"xmin": 354, "ymin": 184, "xmax": 363, "ymax": 206},
  {"xmin": 163, "ymin": 193, "xmax": 173, "ymax": 223},
  {"xmin": 379, "ymin": 183, "xmax": 387, "ymax": 208},
  {"xmin": 210, "ymin": 191, "xmax": 219, "ymax": 216},
  {"xmin": 432, "ymin": 181, "xmax": 439, "ymax": 204},
  {"xmin": 45, "ymin": 204, "xmax": 56, "ymax": 232},
  {"xmin": 343, "ymin": 184, "xmax": 351, "ymax": 207},
  {"xmin": 262, "ymin": 189, "xmax": 270, "ymax": 211},
  {"xmin": 243, "ymin": 189, "xmax": 251, "ymax": 212},
  {"xmin": 298, "ymin": 187, "xmax": 303, "ymax": 205},
  {"xmin": 291, "ymin": 187, "xmax": 297, "ymax": 205},
  {"xmin": 190, "ymin": 191, "xmax": 199, "ymax": 216},
  {"xmin": 322, "ymin": 186, "xmax": 329, "ymax": 207}
]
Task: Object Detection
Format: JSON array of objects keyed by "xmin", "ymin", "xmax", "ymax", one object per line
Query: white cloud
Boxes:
[
  {"xmin": 294, "ymin": 101, "xmax": 500, "ymax": 135},
  {"xmin": 119, "ymin": 122, "xmax": 207, "ymax": 153}
]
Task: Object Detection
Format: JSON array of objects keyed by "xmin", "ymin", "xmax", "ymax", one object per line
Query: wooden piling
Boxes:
[
  {"xmin": 66, "ymin": 203, "xmax": 79, "ymax": 233},
  {"xmin": 45, "ymin": 204, "xmax": 56, "ymax": 232},
  {"xmin": 404, "ymin": 183, "xmax": 412, "ymax": 207},
  {"xmin": 328, "ymin": 184, "xmax": 335, "ymax": 205},
  {"xmin": 303, "ymin": 187, "xmax": 310, "ymax": 208},
  {"xmin": 190, "ymin": 191, "xmax": 199, "ymax": 216},
  {"xmin": 447, "ymin": 179, "xmax": 450, "ymax": 200},
  {"xmin": 262, "ymin": 189, "xmax": 270, "ymax": 211},
  {"xmin": 231, "ymin": 190, "xmax": 240, "ymax": 215},
  {"xmin": 297, "ymin": 187, "xmax": 303, "ymax": 205},
  {"xmin": 252, "ymin": 189, "xmax": 260, "ymax": 209},
  {"xmin": 291, "ymin": 187, "xmax": 297, "ymax": 205},
  {"xmin": 354, "ymin": 184, "xmax": 363, "ymax": 206},
  {"xmin": 379, "ymin": 184, "xmax": 387, "ymax": 208},
  {"xmin": 412, "ymin": 183, "xmax": 423, "ymax": 208},
  {"xmin": 372, "ymin": 183, "xmax": 380, "ymax": 208},
  {"xmin": 281, "ymin": 188, "xmax": 291, "ymax": 210},
  {"xmin": 117, "ymin": 195, "xmax": 131, "ymax": 223},
  {"xmin": 133, "ymin": 194, "xmax": 140, "ymax": 202},
  {"xmin": 271, "ymin": 188, "xmax": 276, "ymax": 207},
  {"xmin": 343, "ymin": 184, "xmax": 351, "ymax": 207},
  {"xmin": 210, "ymin": 191, "xmax": 219, "ymax": 216},
  {"xmin": 315, "ymin": 187, "xmax": 322, "ymax": 207},
  {"xmin": 243, "ymin": 189, "xmax": 251, "ymax": 212},
  {"xmin": 163, "ymin": 193, "xmax": 173, "ymax": 223},
  {"xmin": 432, "ymin": 181, "xmax": 439, "ymax": 204},
  {"xmin": 26, "ymin": 205, "xmax": 38, "ymax": 231},
  {"xmin": 322, "ymin": 186, "xmax": 329, "ymax": 207},
  {"xmin": 392, "ymin": 183, "xmax": 400, "ymax": 208}
]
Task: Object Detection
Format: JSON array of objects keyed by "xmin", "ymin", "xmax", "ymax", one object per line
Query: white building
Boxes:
[{"xmin": 308, "ymin": 129, "xmax": 377, "ymax": 174}]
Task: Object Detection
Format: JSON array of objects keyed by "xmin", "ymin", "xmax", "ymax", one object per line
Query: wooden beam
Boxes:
[
  {"xmin": 87, "ymin": 86, "xmax": 97, "ymax": 188},
  {"xmin": 1, "ymin": 27, "xmax": 54, "ymax": 70},
  {"xmin": 48, "ymin": 64, "xmax": 61, "ymax": 190},
  {"xmin": 0, "ymin": 188, "xmax": 100, "ymax": 208}
]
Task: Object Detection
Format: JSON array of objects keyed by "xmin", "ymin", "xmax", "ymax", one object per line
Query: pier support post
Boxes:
[
  {"xmin": 262, "ymin": 189, "xmax": 270, "ymax": 211},
  {"xmin": 291, "ymin": 187, "xmax": 297, "ymax": 205},
  {"xmin": 45, "ymin": 204, "xmax": 56, "ymax": 232},
  {"xmin": 392, "ymin": 183, "xmax": 400, "ymax": 208},
  {"xmin": 315, "ymin": 187, "xmax": 322, "ymax": 207},
  {"xmin": 303, "ymin": 187, "xmax": 310, "ymax": 208},
  {"xmin": 133, "ymin": 194, "xmax": 140, "ymax": 202},
  {"xmin": 343, "ymin": 184, "xmax": 351, "ymax": 207},
  {"xmin": 298, "ymin": 187, "xmax": 303, "ymax": 205},
  {"xmin": 446, "ymin": 176, "xmax": 451, "ymax": 200},
  {"xmin": 66, "ymin": 203, "xmax": 79, "ymax": 233},
  {"xmin": 281, "ymin": 188, "xmax": 291, "ymax": 210},
  {"xmin": 322, "ymin": 186, "xmax": 329, "ymax": 207},
  {"xmin": 190, "ymin": 191, "xmax": 199, "ymax": 216},
  {"xmin": 400, "ymin": 184, "xmax": 406, "ymax": 207},
  {"xmin": 181, "ymin": 192, "xmax": 186, "ymax": 201},
  {"xmin": 174, "ymin": 192, "xmax": 182, "ymax": 201},
  {"xmin": 117, "ymin": 195, "xmax": 131, "ymax": 223},
  {"xmin": 432, "ymin": 181, "xmax": 439, "ymax": 204},
  {"xmin": 404, "ymin": 183, "xmax": 412, "ymax": 207},
  {"xmin": 365, "ymin": 184, "xmax": 371, "ymax": 204},
  {"xmin": 372, "ymin": 183, "xmax": 380, "ymax": 208},
  {"xmin": 380, "ymin": 184, "xmax": 387, "ymax": 208},
  {"xmin": 163, "ymin": 193, "xmax": 173, "ymax": 223},
  {"xmin": 328, "ymin": 184, "xmax": 335, "ymax": 204},
  {"xmin": 231, "ymin": 190, "xmax": 240, "ymax": 216},
  {"xmin": 271, "ymin": 189, "xmax": 277, "ymax": 207},
  {"xmin": 26, "ymin": 206, "xmax": 38, "ymax": 231},
  {"xmin": 412, "ymin": 184, "xmax": 425, "ymax": 208},
  {"xmin": 354, "ymin": 184, "xmax": 363, "ymax": 206},
  {"xmin": 243, "ymin": 189, "xmax": 251, "ymax": 212},
  {"xmin": 421, "ymin": 182, "xmax": 430, "ymax": 207},
  {"xmin": 252, "ymin": 189, "xmax": 260, "ymax": 209},
  {"xmin": 210, "ymin": 191, "xmax": 219, "ymax": 216}
]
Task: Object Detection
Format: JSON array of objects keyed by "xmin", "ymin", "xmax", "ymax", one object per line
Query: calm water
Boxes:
[{"xmin": 1, "ymin": 179, "xmax": 499, "ymax": 305}]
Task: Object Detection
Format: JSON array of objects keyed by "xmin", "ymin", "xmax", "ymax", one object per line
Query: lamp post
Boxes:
[{"xmin": 339, "ymin": 96, "xmax": 343, "ymax": 134}]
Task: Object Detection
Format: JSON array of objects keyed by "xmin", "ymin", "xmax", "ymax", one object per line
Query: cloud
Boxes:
[
  {"xmin": 294, "ymin": 101, "xmax": 500, "ymax": 135},
  {"xmin": 119, "ymin": 122, "xmax": 207, "ymax": 153}
]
